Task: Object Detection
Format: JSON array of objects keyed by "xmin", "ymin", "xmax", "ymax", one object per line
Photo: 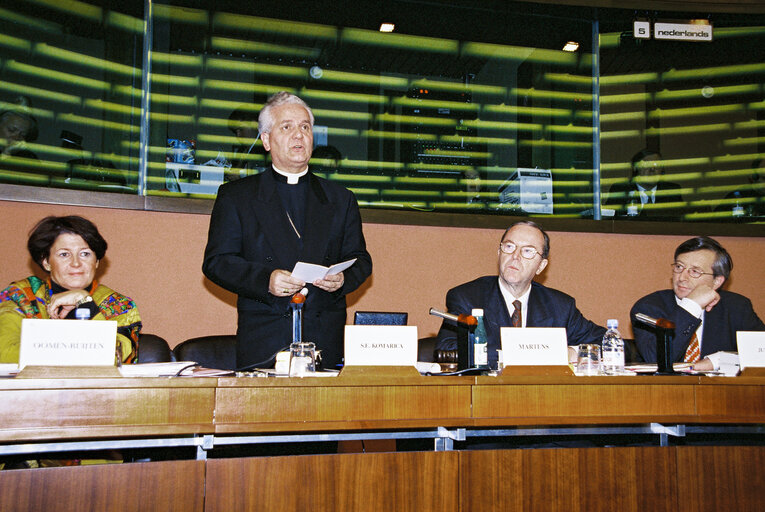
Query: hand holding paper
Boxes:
[{"xmin": 291, "ymin": 258, "xmax": 356, "ymax": 283}]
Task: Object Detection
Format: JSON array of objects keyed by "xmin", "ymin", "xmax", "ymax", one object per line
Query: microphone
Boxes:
[
  {"xmin": 634, "ymin": 312, "xmax": 677, "ymax": 375},
  {"xmin": 290, "ymin": 287, "xmax": 308, "ymax": 343},
  {"xmin": 429, "ymin": 308, "xmax": 477, "ymax": 328},
  {"xmin": 290, "ymin": 287, "xmax": 309, "ymax": 306},
  {"xmin": 429, "ymin": 308, "xmax": 479, "ymax": 373},
  {"xmin": 634, "ymin": 312, "xmax": 675, "ymax": 330}
]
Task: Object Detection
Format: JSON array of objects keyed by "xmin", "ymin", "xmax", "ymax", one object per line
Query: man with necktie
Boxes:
[
  {"xmin": 632, "ymin": 236, "xmax": 763, "ymax": 365},
  {"xmin": 435, "ymin": 221, "xmax": 605, "ymax": 369}
]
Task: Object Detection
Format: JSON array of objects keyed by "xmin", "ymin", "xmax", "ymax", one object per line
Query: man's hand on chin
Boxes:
[{"xmin": 687, "ymin": 284, "xmax": 720, "ymax": 312}]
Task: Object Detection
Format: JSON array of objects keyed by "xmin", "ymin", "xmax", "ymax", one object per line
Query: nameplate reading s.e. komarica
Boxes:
[
  {"xmin": 500, "ymin": 327, "xmax": 568, "ymax": 367},
  {"xmin": 344, "ymin": 325, "xmax": 418, "ymax": 366},
  {"xmin": 19, "ymin": 318, "xmax": 118, "ymax": 368},
  {"xmin": 737, "ymin": 331, "xmax": 765, "ymax": 370}
]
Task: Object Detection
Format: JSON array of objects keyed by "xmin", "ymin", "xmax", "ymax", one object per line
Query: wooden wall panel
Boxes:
[
  {"xmin": 460, "ymin": 447, "xmax": 678, "ymax": 512},
  {"xmin": 676, "ymin": 446, "xmax": 765, "ymax": 512},
  {"xmin": 205, "ymin": 452, "xmax": 460, "ymax": 512},
  {"xmin": 0, "ymin": 200, "xmax": 762, "ymax": 346},
  {"xmin": 0, "ymin": 460, "xmax": 205, "ymax": 512}
]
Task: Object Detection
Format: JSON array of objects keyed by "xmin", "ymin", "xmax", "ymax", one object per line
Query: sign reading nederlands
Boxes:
[{"xmin": 634, "ymin": 20, "xmax": 713, "ymax": 42}]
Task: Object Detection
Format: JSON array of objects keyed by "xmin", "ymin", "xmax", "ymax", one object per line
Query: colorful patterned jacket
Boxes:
[{"xmin": 0, "ymin": 276, "xmax": 141, "ymax": 363}]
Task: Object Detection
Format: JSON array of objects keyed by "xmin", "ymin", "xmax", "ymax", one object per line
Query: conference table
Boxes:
[{"xmin": 0, "ymin": 366, "xmax": 763, "ymax": 511}]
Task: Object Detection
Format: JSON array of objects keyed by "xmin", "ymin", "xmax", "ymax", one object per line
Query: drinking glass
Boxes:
[
  {"xmin": 289, "ymin": 341, "xmax": 316, "ymax": 377},
  {"xmin": 576, "ymin": 344, "xmax": 601, "ymax": 376}
]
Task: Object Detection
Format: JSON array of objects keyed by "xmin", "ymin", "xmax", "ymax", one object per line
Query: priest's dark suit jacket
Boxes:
[
  {"xmin": 631, "ymin": 289, "xmax": 764, "ymax": 363},
  {"xmin": 203, "ymin": 167, "xmax": 372, "ymax": 369},
  {"xmin": 436, "ymin": 277, "xmax": 606, "ymax": 368}
]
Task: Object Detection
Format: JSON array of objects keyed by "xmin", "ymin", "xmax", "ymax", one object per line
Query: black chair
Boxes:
[
  {"xmin": 353, "ymin": 311, "xmax": 408, "ymax": 325},
  {"xmin": 418, "ymin": 336, "xmax": 438, "ymax": 362},
  {"xmin": 624, "ymin": 338, "xmax": 643, "ymax": 364},
  {"xmin": 136, "ymin": 333, "xmax": 175, "ymax": 363},
  {"xmin": 172, "ymin": 335, "xmax": 237, "ymax": 370}
]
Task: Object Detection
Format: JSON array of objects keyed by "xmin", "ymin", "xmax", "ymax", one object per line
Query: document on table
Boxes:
[{"xmin": 291, "ymin": 258, "xmax": 356, "ymax": 282}]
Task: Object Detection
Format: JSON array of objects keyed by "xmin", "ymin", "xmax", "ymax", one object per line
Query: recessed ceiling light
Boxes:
[
  {"xmin": 562, "ymin": 41, "xmax": 579, "ymax": 52},
  {"xmin": 379, "ymin": 23, "xmax": 395, "ymax": 33}
]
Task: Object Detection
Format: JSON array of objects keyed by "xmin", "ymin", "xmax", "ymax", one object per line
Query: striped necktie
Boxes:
[
  {"xmin": 684, "ymin": 332, "xmax": 700, "ymax": 363},
  {"xmin": 511, "ymin": 300, "xmax": 522, "ymax": 328}
]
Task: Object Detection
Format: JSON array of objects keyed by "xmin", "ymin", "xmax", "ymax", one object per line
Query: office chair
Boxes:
[
  {"xmin": 173, "ymin": 335, "xmax": 237, "ymax": 370},
  {"xmin": 353, "ymin": 311, "xmax": 408, "ymax": 325},
  {"xmin": 136, "ymin": 333, "xmax": 175, "ymax": 363}
]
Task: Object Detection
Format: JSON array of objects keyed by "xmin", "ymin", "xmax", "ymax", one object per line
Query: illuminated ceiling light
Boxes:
[
  {"xmin": 562, "ymin": 41, "xmax": 579, "ymax": 52},
  {"xmin": 379, "ymin": 23, "xmax": 395, "ymax": 33}
]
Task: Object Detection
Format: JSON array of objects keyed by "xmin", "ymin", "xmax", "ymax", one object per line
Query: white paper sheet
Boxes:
[{"xmin": 291, "ymin": 258, "xmax": 356, "ymax": 282}]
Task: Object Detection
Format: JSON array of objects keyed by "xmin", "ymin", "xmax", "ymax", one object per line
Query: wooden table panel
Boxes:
[
  {"xmin": 0, "ymin": 460, "xmax": 205, "ymax": 512},
  {"xmin": 0, "ymin": 385, "xmax": 216, "ymax": 441},
  {"xmin": 676, "ymin": 446, "xmax": 765, "ymax": 512},
  {"xmin": 205, "ymin": 451, "xmax": 459, "ymax": 512},
  {"xmin": 460, "ymin": 447, "xmax": 679, "ymax": 512},
  {"xmin": 695, "ymin": 385, "xmax": 765, "ymax": 421},
  {"xmin": 215, "ymin": 384, "xmax": 472, "ymax": 432},
  {"xmin": 472, "ymin": 383, "xmax": 697, "ymax": 422}
]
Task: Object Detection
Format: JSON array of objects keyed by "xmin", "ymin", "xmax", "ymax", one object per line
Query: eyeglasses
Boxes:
[
  {"xmin": 499, "ymin": 241, "xmax": 541, "ymax": 259},
  {"xmin": 671, "ymin": 262, "xmax": 715, "ymax": 279}
]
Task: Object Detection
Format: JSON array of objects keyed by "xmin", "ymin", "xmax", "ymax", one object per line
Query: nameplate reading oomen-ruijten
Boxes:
[
  {"xmin": 19, "ymin": 318, "xmax": 118, "ymax": 368},
  {"xmin": 500, "ymin": 327, "xmax": 568, "ymax": 367},
  {"xmin": 344, "ymin": 325, "xmax": 418, "ymax": 366}
]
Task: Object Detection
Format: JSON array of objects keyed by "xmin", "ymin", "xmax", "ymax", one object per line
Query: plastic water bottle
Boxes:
[
  {"xmin": 471, "ymin": 308, "xmax": 489, "ymax": 369},
  {"xmin": 601, "ymin": 319, "xmax": 625, "ymax": 375},
  {"xmin": 75, "ymin": 307, "xmax": 91, "ymax": 320},
  {"xmin": 731, "ymin": 191, "xmax": 745, "ymax": 217}
]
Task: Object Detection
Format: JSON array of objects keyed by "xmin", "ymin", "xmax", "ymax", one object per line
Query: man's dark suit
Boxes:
[
  {"xmin": 632, "ymin": 289, "xmax": 764, "ymax": 363},
  {"xmin": 203, "ymin": 167, "xmax": 372, "ymax": 369},
  {"xmin": 436, "ymin": 277, "xmax": 606, "ymax": 368},
  {"xmin": 605, "ymin": 180, "xmax": 684, "ymax": 218}
]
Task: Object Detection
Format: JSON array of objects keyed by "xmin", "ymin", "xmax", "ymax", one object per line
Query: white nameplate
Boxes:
[
  {"xmin": 737, "ymin": 331, "xmax": 765, "ymax": 370},
  {"xmin": 344, "ymin": 325, "xmax": 418, "ymax": 366},
  {"xmin": 500, "ymin": 327, "xmax": 568, "ymax": 366},
  {"xmin": 19, "ymin": 319, "xmax": 117, "ymax": 369}
]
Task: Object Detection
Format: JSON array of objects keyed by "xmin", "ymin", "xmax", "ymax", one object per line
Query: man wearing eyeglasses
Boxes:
[
  {"xmin": 632, "ymin": 236, "xmax": 764, "ymax": 364},
  {"xmin": 435, "ymin": 221, "xmax": 605, "ymax": 369}
]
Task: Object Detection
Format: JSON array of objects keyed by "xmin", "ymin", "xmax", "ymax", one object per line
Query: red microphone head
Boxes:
[
  {"xmin": 290, "ymin": 287, "xmax": 309, "ymax": 304},
  {"xmin": 457, "ymin": 314, "xmax": 478, "ymax": 327}
]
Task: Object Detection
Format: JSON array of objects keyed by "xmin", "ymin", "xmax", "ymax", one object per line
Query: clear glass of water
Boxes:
[
  {"xmin": 289, "ymin": 341, "xmax": 316, "ymax": 377},
  {"xmin": 576, "ymin": 344, "xmax": 601, "ymax": 376}
]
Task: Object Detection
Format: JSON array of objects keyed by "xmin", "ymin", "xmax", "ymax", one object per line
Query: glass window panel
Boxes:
[
  {"xmin": 599, "ymin": 11, "xmax": 765, "ymax": 223},
  {"xmin": 148, "ymin": 1, "xmax": 596, "ymax": 218},
  {"xmin": 0, "ymin": 1, "xmax": 144, "ymax": 194}
]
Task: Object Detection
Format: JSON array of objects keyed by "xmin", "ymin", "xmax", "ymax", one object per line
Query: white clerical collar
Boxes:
[
  {"xmin": 272, "ymin": 165, "xmax": 308, "ymax": 184},
  {"xmin": 636, "ymin": 183, "xmax": 658, "ymax": 205}
]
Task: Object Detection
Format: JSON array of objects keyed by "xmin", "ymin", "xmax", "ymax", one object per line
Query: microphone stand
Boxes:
[
  {"xmin": 290, "ymin": 288, "xmax": 308, "ymax": 343},
  {"xmin": 634, "ymin": 313, "xmax": 678, "ymax": 375},
  {"xmin": 429, "ymin": 308, "xmax": 481, "ymax": 373}
]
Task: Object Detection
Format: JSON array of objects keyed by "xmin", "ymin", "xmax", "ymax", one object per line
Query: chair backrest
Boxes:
[
  {"xmin": 353, "ymin": 311, "xmax": 408, "ymax": 325},
  {"xmin": 172, "ymin": 335, "xmax": 237, "ymax": 370},
  {"xmin": 624, "ymin": 338, "xmax": 643, "ymax": 364},
  {"xmin": 137, "ymin": 333, "xmax": 175, "ymax": 363},
  {"xmin": 418, "ymin": 336, "xmax": 438, "ymax": 362}
]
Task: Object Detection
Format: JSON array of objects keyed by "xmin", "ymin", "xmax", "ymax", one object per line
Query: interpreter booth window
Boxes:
[
  {"xmin": 0, "ymin": 1, "xmax": 144, "ymax": 193},
  {"xmin": 148, "ymin": 1, "xmax": 597, "ymax": 217},
  {"xmin": 599, "ymin": 12, "xmax": 765, "ymax": 224}
]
